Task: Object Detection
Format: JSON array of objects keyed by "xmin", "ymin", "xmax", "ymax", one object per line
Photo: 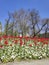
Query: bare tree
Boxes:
[
  {"xmin": 4, "ymin": 9, "xmax": 49, "ymax": 37},
  {"xmin": 30, "ymin": 9, "xmax": 40, "ymax": 37},
  {"xmin": 4, "ymin": 12, "xmax": 11, "ymax": 36}
]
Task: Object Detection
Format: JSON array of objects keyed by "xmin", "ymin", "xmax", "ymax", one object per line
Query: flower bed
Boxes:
[{"xmin": 0, "ymin": 35, "xmax": 49, "ymax": 63}]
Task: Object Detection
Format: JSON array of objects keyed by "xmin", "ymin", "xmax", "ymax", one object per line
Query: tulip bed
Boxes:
[{"xmin": 0, "ymin": 36, "xmax": 49, "ymax": 63}]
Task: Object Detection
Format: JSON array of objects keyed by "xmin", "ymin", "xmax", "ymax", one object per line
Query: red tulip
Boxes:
[
  {"xmin": 3, "ymin": 35, "xmax": 8, "ymax": 39},
  {"xmin": 4, "ymin": 40, "xmax": 8, "ymax": 45},
  {"xmin": 0, "ymin": 45, "xmax": 3, "ymax": 48},
  {"xmin": 20, "ymin": 39, "xmax": 23, "ymax": 46},
  {"xmin": 34, "ymin": 41, "xmax": 37, "ymax": 45},
  {"xmin": 43, "ymin": 41, "xmax": 48, "ymax": 45},
  {"xmin": 14, "ymin": 40, "xmax": 18, "ymax": 44},
  {"xmin": 0, "ymin": 37, "xmax": 2, "ymax": 41},
  {"xmin": 29, "ymin": 44, "xmax": 32, "ymax": 47}
]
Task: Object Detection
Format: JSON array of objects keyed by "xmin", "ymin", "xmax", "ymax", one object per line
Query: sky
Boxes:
[{"xmin": 0, "ymin": 0, "xmax": 49, "ymax": 29}]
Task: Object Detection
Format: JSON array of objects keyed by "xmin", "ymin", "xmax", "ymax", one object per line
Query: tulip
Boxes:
[
  {"xmin": 14, "ymin": 40, "xmax": 18, "ymax": 44},
  {"xmin": 29, "ymin": 44, "xmax": 32, "ymax": 47},
  {"xmin": 0, "ymin": 37, "xmax": 2, "ymax": 41},
  {"xmin": 4, "ymin": 40, "xmax": 8, "ymax": 45},
  {"xmin": 0, "ymin": 45, "xmax": 3, "ymax": 48},
  {"xmin": 20, "ymin": 39, "xmax": 23, "ymax": 46}
]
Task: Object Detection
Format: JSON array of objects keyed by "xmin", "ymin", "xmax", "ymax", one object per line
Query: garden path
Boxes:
[{"xmin": 0, "ymin": 58, "xmax": 49, "ymax": 65}]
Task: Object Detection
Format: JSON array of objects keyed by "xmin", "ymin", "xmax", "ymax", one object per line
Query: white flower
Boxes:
[
  {"xmin": 1, "ymin": 40, "xmax": 4, "ymax": 44},
  {"xmin": 33, "ymin": 52, "xmax": 38, "ymax": 56},
  {"xmin": 48, "ymin": 48, "xmax": 49, "ymax": 50},
  {"xmin": 39, "ymin": 46, "xmax": 41, "ymax": 49},
  {"xmin": 28, "ymin": 51, "xmax": 31, "ymax": 54},
  {"xmin": 35, "ymin": 54, "xmax": 38, "ymax": 56},
  {"xmin": 39, "ymin": 56, "xmax": 42, "ymax": 59},
  {"xmin": 37, "ymin": 42, "xmax": 40, "ymax": 44},
  {"xmin": 29, "ymin": 56, "xmax": 32, "ymax": 58},
  {"xmin": 1, "ymin": 56, "xmax": 5, "ymax": 59},
  {"xmin": 42, "ymin": 53, "xmax": 46, "ymax": 57},
  {"xmin": 11, "ymin": 55, "xmax": 15, "ymax": 59},
  {"xmin": 20, "ymin": 34, "xmax": 22, "ymax": 37}
]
